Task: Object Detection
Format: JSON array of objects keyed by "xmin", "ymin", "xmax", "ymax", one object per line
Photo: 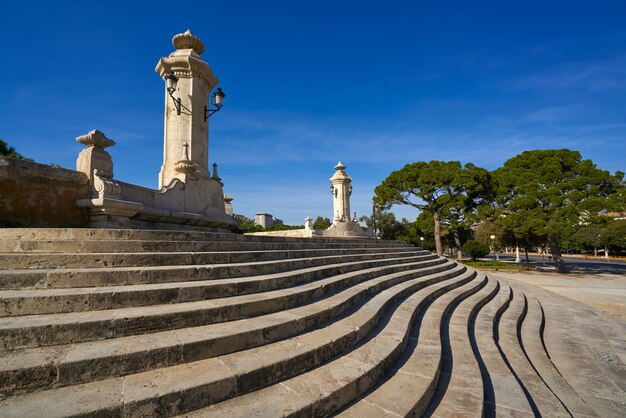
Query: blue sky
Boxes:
[{"xmin": 1, "ymin": 1, "xmax": 625, "ymax": 224}]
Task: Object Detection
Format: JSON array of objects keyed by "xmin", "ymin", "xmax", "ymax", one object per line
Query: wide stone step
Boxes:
[
  {"xmin": 0, "ymin": 247, "xmax": 423, "ymax": 270},
  {"xmin": 520, "ymin": 295, "xmax": 598, "ymax": 417},
  {"xmin": 0, "ymin": 228, "xmax": 409, "ymax": 245},
  {"xmin": 336, "ymin": 275, "xmax": 495, "ymax": 418},
  {"xmin": 0, "ymin": 266, "xmax": 476, "ymax": 416},
  {"xmin": 0, "ymin": 251, "xmax": 429, "ymax": 290},
  {"xmin": 0, "ymin": 258, "xmax": 456, "ymax": 349},
  {"xmin": 0, "ymin": 256, "xmax": 444, "ymax": 317},
  {"xmin": 0, "ymin": 262, "xmax": 465, "ymax": 393},
  {"xmin": 188, "ymin": 273, "xmax": 487, "ymax": 417},
  {"xmin": 497, "ymin": 285, "xmax": 570, "ymax": 417},
  {"xmin": 518, "ymin": 279, "xmax": 624, "ymax": 417}
]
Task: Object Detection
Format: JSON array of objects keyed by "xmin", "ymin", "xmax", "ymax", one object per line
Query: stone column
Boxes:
[
  {"xmin": 155, "ymin": 30, "xmax": 219, "ymax": 188},
  {"xmin": 329, "ymin": 161, "xmax": 352, "ymax": 223}
]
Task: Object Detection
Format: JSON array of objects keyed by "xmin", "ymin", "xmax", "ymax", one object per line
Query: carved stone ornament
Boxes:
[
  {"xmin": 174, "ymin": 143, "xmax": 197, "ymax": 175},
  {"xmin": 172, "ymin": 29, "xmax": 205, "ymax": 54},
  {"xmin": 93, "ymin": 169, "xmax": 121, "ymax": 198},
  {"xmin": 76, "ymin": 130, "xmax": 116, "ymax": 149}
]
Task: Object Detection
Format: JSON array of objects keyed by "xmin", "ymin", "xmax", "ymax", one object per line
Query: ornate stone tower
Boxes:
[
  {"xmin": 155, "ymin": 30, "xmax": 218, "ymax": 188},
  {"xmin": 323, "ymin": 162, "xmax": 371, "ymax": 238},
  {"xmin": 330, "ymin": 161, "xmax": 352, "ymax": 223}
]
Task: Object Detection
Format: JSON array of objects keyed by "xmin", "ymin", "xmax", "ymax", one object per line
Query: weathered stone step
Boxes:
[
  {"xmin": 0, "ymin": 266, "xmax": 476, "ymax": 416},
  {"xmin": 422, "ymin": 277, "xmax": 499, "ymax": 417},
  {"xmin": 0, "ymin": 251, "xmax": 429, "ymax": 290},
  {"xmin": 0, "ymin": 258, "xmax": 456, "ymax": 349},
  {"xmin": 472, "ymin": 281, "xmax": 533, "ymax": 416},
  {"xmin": 498, "ymin": 285, "xmax": 570, "ymax": 417},
  {"xmin": 0, "ymin": 255, "xmax": 444, "ymax": 317},
  {"xmin": 0, "ymin": 262, "xmax": 465, "ymax": 393},
  {"xmin": 518, "ymin": 280, "xmax": 624, "ymax": 416},
  {"xmin": 520, "ymin": 295, "xmax": 597, "ymax": 417},
  {"xmin": 0, "ymin": 239, "xmax": 413, "ymax": 254},
  {"xmin": 523, "ymin": 296, "xmax": 598, "ymax": 417},
  {"xmin": 189, "ymin": 273, "xmax": 487, "ymax": 417},
  {"xmin": 0, "ymin": 228, "xmax": 408, "ymax": 245},
  {"xmin": 336, "ymin": 275, "xmax": 493, "ymax": 418},
  {"xmin": 0, "ymin": 247, "xmax": 424, "ymax": 269}
]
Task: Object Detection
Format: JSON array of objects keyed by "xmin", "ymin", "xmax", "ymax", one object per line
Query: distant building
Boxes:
[{"xmin": 255, "ymin": 213, "xmax": 283, "ymax": 228}]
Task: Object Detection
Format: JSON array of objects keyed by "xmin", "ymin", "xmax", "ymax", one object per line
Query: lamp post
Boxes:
[
  {"xmin": 490, "ymin": 235, "xmax": 497, "ymax": 271},
  {"xmin": 420, "ymin": 236, "xmax": 425, "ymax": 249}
]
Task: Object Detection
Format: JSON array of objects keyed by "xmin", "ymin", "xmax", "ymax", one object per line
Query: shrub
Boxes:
[{"xmin": 462, "ymin": 240, "xmax": 490, "ymax": 261}]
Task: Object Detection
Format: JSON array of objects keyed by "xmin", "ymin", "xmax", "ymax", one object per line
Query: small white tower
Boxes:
[
  {"xmin": 329, "ymin": 161, "xmax": 352, "ymax": 223},
  {"xmin": 323, "ymin": 162, "xmax": 371, "ymax": 238}
]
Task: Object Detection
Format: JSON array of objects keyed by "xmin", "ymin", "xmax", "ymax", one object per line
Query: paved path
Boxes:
[{"xmin": 492, "ymin": 270, "xmax": 626, "ymax": 321}]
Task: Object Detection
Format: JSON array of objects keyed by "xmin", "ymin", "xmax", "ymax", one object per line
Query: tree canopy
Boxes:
[
  {"xmin": 374, "ymin": 160, "xmax": 492, "ymax": 255},
  {"xmin": 0, "ymin": 139, "xmax": 31, "ymax": 160},
  {"xmin": 494, "ymin": 149, "xmax": 624, "ymax": 272}
]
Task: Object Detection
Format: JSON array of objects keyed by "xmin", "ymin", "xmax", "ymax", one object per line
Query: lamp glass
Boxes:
[
  {"xmin": 213, "ymin": 88, "xmax": 225, "ymax": 107},
  {"xmin": 165, "ymin": 72, "xmax": 177, "ymax": 94}
]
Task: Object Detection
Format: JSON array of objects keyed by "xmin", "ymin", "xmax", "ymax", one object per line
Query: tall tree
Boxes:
[
  {"xmin": 374, "ymin": 161, "xmax": 493, "ymax": 255},
  {"xmin": 494, "ymin": 149, "xmax": 624, "ymax": 273}
]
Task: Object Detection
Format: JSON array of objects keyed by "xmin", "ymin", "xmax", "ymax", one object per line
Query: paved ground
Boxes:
[{"xmin": 491, "ymin": 270, "xmax": 626, "ymax": 321}]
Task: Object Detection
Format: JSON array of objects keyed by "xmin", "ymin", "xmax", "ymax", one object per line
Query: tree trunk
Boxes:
[
  {"xmin": 548, "ymin": 234, "xmax": 568, "ymax": 273},
  {"xmin": 433, "ymin": 213, "xmax": 443, "ymax": 256},
  {"xmin": 453, "ymin": 230, "xmax": 462, "ymax": 259},
  {"xmin": 524, "ymin": 247, "xmax": 530, "ymax": 263}
]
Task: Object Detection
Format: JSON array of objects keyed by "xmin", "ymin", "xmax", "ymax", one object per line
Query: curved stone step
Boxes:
[
  {"xmin": 0, "ymin": 262, "xmax": 464, "ymax": 392},
  {"xmin": 0, "ymin": 228, "xmax": 411, "ymax": 246},
  {"xmin": 0, "ymin": 247, "xmax": 424, "ymax": 270},
  {"xmin": 422, "ymin": 276, "xmax": 499, "ymax": 417},
  {"xmin": 0, "ymin": 233, "xmax": 412, "ymax": 254},
  {"xmin": 520, "ymin": 295, "xmax": 597, "ymax": 417},
  {"xmin": 0, "ymin": 259, "xmax": 456, "ymax": 350},
  {"xmin": 187, "ymin": 273, "xmax": 487, "ymax": 418},
  {"xmin": 0, "ymin": 255, "xmax": 443, "ymax": 317},
  {"xmin": 0, "ymin": 251, "xmax": 430, "ymax": 290},
  {"xmin": 334, "ymin": 275, "xmax": 495, "ymax": 418},
  {"xmin": 517, "ymin": 280, "xmax": 626, "ymax": 417},
  {"xmin": 0, "ymin": 265, "xmax": 476, "ymax": 417},
  {"xmin": 498, "ymin": 284, "xmax": 570, "ymax": 417}
]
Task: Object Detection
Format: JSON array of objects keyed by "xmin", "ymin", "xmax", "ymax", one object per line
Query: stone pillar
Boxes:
[
  {"xmin": 224, "ymin": 194, "xmax": 234, "ymax": 216},
  {"xmin": 155, "ymin": 30, "xmax": 219, "ymax": 188},
  {"xmin": 75, "ymin": 129, "xmax": 115, "ymax": 186},
  {"xmin": 329, "ymin": 161, "xmax": 352, "ymax": 223}
]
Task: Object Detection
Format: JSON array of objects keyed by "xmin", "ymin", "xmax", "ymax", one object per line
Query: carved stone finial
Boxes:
[
  {"xmin": 172, "ymin": 29, "xmax": 205, "ymax": 54},
  {"xmin": 212, "ymin": 162, "xmax": 224, "ymax": 186},
  {"xmin": 334, "ymin": 161, "xmax": 346, "ymax": 171},
  {"xmin": 76, "ymin": 130, "xmax": 116, "ymax": 149},
  {"xmin": 224, "ymin": 194, "xmax": 233, "ymax": 203},
  {"xmin": 174, "ymin": 143, "xmax": 196, "ymax": 175}
]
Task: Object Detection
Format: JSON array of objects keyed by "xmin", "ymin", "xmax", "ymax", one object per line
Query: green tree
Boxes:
[
  {"xmin": 233, "ymin": 214, "xmax": 264, "ymax": 233},
  {"xmin": 494, "ymin": 149, "xmax": 624, "ymax": 273},
  {"xmin": 374, "ymin": 161, "xmax": 493, "ymax": 255},
  {"xmin": 0, "ymin": 139, "xmax": 31, "ymax": 160},
  {"xmin": 462, "ymin": 240, "xmax": 490, "ymax": 261},
  {"xmin": 312, "ymin": 216, "xmax": 331, "ymax": 230}
]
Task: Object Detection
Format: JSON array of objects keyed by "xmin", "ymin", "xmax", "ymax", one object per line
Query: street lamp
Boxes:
[
  {"xmin": 165, "ymin": 71, "xmax": 182, "ymax": 115},
  {"xmin": 205, "ymin": 88, "xmax": 226, "ymax": 121},
  {"xmin": 420, "ymin": 236, "xmax": 425, "ymax": 248},
  {"xmin": 490, "ymin": 235, "xmax": 497, "ymax": 271}
]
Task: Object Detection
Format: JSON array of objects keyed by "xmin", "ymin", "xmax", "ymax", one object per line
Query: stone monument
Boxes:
[
  {"xmin": 75, "ymin": 30, "xmax": 238, "ymax": 231},
  {"xmin": 322, "ymin": 162, "xmax": 370, "ymax": 237}
]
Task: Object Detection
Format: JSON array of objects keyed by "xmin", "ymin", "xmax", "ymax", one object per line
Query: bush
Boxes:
[{"xmin": 462, "ymin": 240, "xmax": 490, "ymax": 261}]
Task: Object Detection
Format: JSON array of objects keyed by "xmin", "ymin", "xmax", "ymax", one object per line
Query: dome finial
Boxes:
[
  {"xmin": 334, "ymin": 161, "xmax": 346, "ymax": 171},
  {"xmin": 172, "ymin": 29, "xmax": 205, "ymax": 54}
]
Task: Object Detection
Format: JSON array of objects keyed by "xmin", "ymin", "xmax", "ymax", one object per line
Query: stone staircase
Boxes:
[{"xmin": 0, "ymin": 228, "xmax": 623, "ymax": 417}]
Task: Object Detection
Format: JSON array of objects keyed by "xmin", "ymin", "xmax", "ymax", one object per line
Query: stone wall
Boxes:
[{"xmin": 0, "ymin": 157, "xmax": 90, "ymax": 227}]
